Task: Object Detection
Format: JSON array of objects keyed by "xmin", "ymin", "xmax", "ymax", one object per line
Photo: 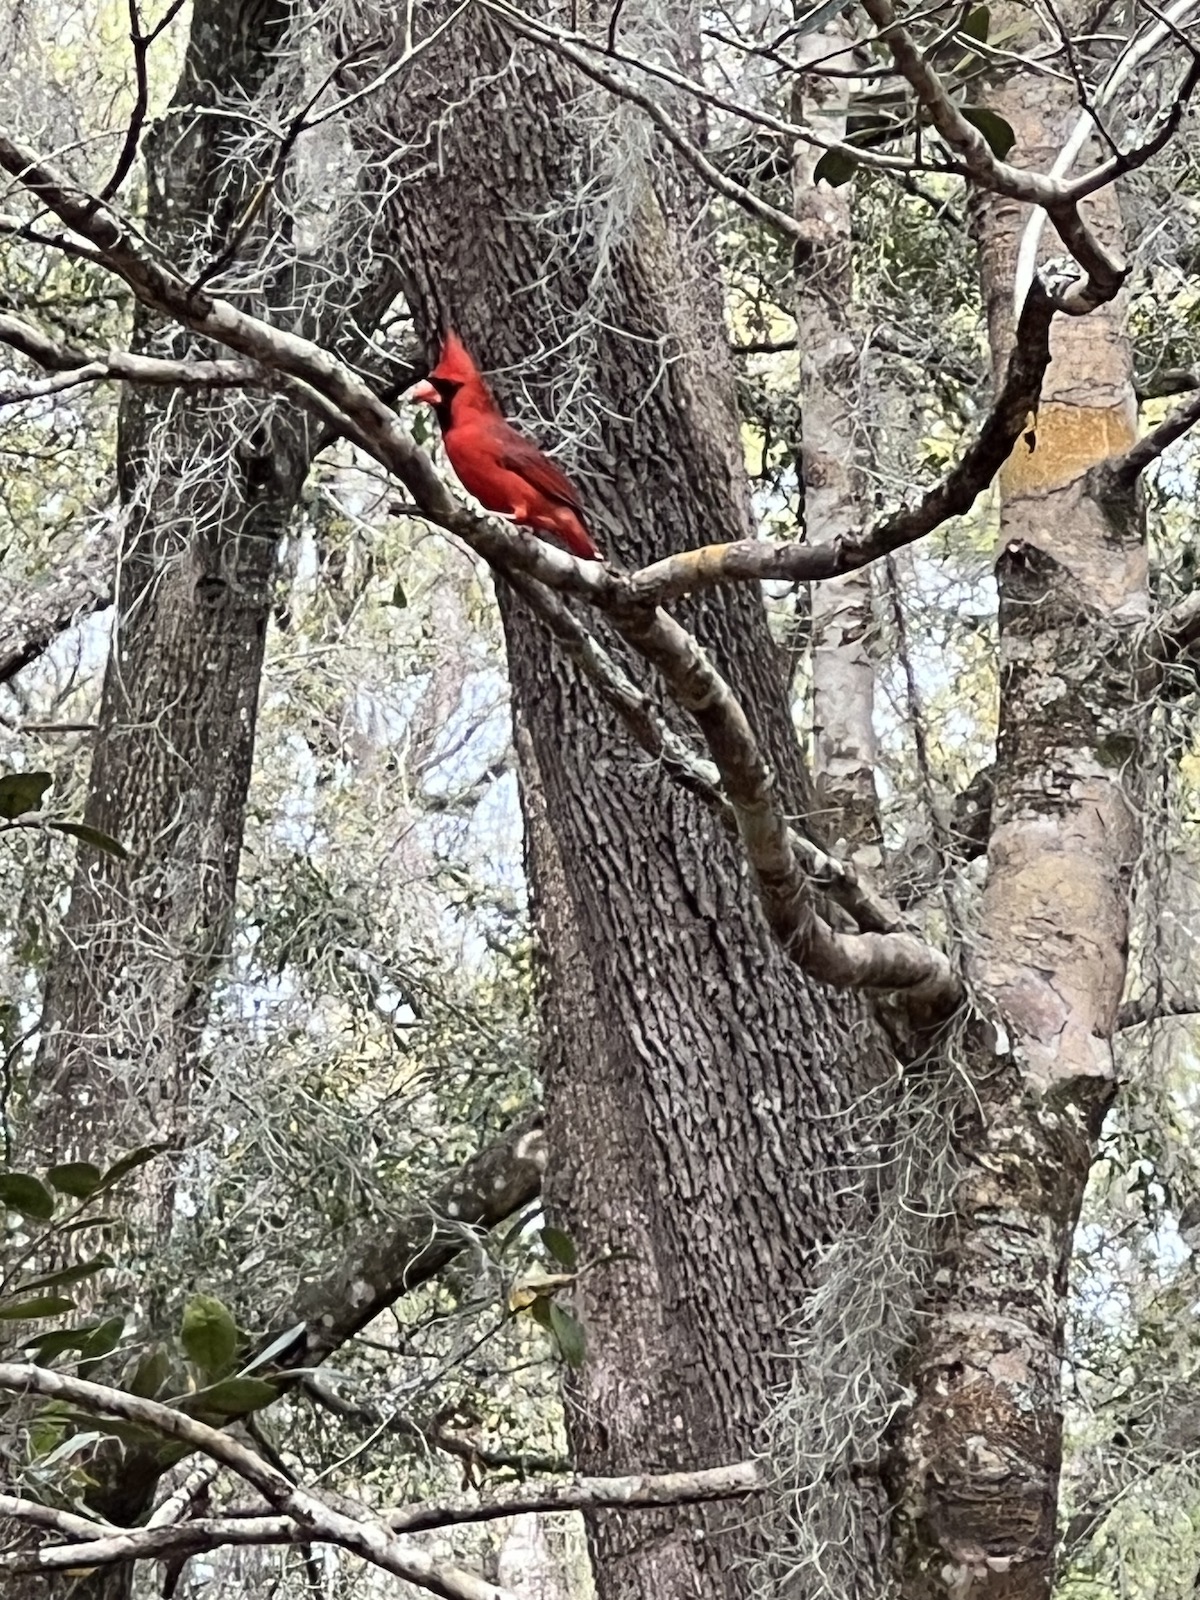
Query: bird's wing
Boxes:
[{"xmin": 496, "ymin": 430, "xmax": 585, "ymax": 514}]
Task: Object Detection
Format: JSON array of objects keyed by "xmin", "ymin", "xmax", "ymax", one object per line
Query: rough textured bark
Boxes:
[
  {"xmin": 18, "ymin": 5, "xmax": 318, "ymax": 1596},
  {"xmin": 888, "ymin": 52, "xmax": 1145, "ymax": 1600},
  {"xmin": 367, "ymin": 11, "xmax": 886, "ymax": 1596},
  {"xmin": 28, "ymin": 0, "xmax": 306, "ymax": 1167}
]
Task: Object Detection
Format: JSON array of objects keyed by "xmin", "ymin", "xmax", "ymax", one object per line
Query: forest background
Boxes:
[{"xmin": 2, "ymin": 1, "xmax": 1200, "ymax": 1598}]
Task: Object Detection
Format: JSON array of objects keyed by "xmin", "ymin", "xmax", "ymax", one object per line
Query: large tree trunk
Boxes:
[
  {"xmin": 888, "ymin": 47, "xmax": 1145, "ymax": 1600},
  {"xmin": 367, "ymin": 11, "xmax": 889, "ymax": 1596},
  {"xmin": 29, "ymin": 0, "xmax": 305, "ymax": 1165},
  {"xmin": 20, "ymin": 4, "xmax": 346, "ymax": 1595}
]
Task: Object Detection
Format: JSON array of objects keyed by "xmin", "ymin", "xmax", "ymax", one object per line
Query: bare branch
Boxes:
[
  {"xmin": 0, "ymin": 525, "xmax": 115, "ymax": 685},
  {"xmin": 0, "ymin": 308, "xmax": 263, "ymax": 405},
  {"xmin": 1103, "ymin": 388, "xmax": 1200, "ymax": 487},
  {"xmin": 0, "ymin": 1463, "xmax": 761, "ymax": 1577},
  {"xmin": 0, "ymin": 1366, "xmax": 514, "ymax": 1600},
  {"xmin": 607, "ymin": 596, "xmax": 958, "ymax": 1004},
  {"xmin": 482, "ymin": 0, "xmax": 936, "ymax": 179},
  {"xmin": 489, "ymin": 6, "xmax": 810, "ymax": 240},
  {"xmin": 859, "ymin": 0, "xmax": 1127, "ymax": 308},
  {"xmin": 100, "ymin": 0, "xmax": 189, "ymax": 201},
  {"xmin": 0, "ymin": 310, "xmax": 88, "ymax": 369},
  {"xmin": 502, "ymin": 571, "xmax": 911, "ymax": 936},
  {"xmin": 0, "ymin": 1494, "xmax": 117, "ymax": 1542},
  {"xmin": 276, "ymin": 1119, "xmax": 547, "ymax": 1371},
  {"xmin": 627, "ymin": 277, "xmax": 1057, "ymax": 605},
  {"xmin": 302, "ymin": 1372, "xmax": 569, "ymax": 1475},
  {"xmin": 1145, "ymin": 588, "xmax": 1200, "ymax": 667},
  {"xmin": 1136, "ymin": 366, "xmax": 1200, "ymax": 401},
  {"xmin": 0, "ymin": 353, "xmax": 260, "ymax": 407}
]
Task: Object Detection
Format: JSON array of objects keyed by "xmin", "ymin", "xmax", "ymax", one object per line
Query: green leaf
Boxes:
[
  {"xmin": 540, "ymin": 1226, "xmax": 578, "ymax": 1272},
  {"xmin": 127, "ymin": 1345, "xmax": 172, "ymax": 1399},
  {"xmin": 14, "ymin": 1256, "xmax": 113, "ymax": 1295},
  {"xmin": 548, "ymin": 1303, "xmax": 586, "ymax": 1369},
  {"xmin": 28, "ymin": 1415, "xmax": 66, "ymax": 1456},
  {"xmin": 25, "ymin": 1324, "xmax": 103, "ymax": 1364},
  {"xmin": 0, "ymin": 1172, "xmax": 55, "ymax": 1220},
  {"xmin": 960, "ymin": 106, "xmax": 1016, "ymax": 160},
  {"xmin": 96, "ymin": 1144, "xmax": 167, "ymax": 1192},
  {"xmin": 79, "ymin": 1316, "xmax": 125, "ymax": 1363},
  {"xmin": 48, "ymin": 822, "xmax": 129, "ymax": 860},
  {"xmin": 0, "ymin": 1295, "xmax": 76, "ymax": 1320},
  {"xmin": 37, "ymin": 1430, "xmax": 105, "ymax": 1470},
  {"xmin": 0, "ymin": 771, "xmax": 51, "ymax": 819},
  {"xmin": 59, "ymin": 1410, "xmax": 161, "ymax": 1450},
  {"xmin": 58, "ymin": 1215, "xmax": 115, "ymax": 1235},
  {"xmin": 961, "ymin": 5, "xmax": 990, "ymax": 42},
  {"xmin": 181, "ymin": 1294, "xmax": 238, "ymax": 1378},
  {"xmin": 813, "ymin": 149, "xmax": 858, "ymax": 188},
  {"xmin": 46, "ymin": 1162, "xmax": 103, "ymax": 1198},
  {"xmin": 528, "ymin": 1295, "xmax": 554, "ymax": 1332},
  {"xmin": 182, "ymin": 1376, "xmax": 277, "ymax": 1417},
  {"xmin": 239, "ymin": 1321, "xmax": 307, "ymax": 1375}
]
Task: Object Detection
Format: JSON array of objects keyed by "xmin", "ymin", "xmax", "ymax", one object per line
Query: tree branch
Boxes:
[
  {"xmin": 301, "ymin": 1371, "xmax": 569, "ymax": 1475},
  {"xmin": 0, "ymin": 524, "xmax": 116, "ymax": 685},
  {"xmin": 274, "ymin": 1118, "xmax": 547, "ymax": 1372},
  {"xmin": 626, "ymin": 277, "xmax": 1057, "ymax": 605},
  {"xmin": 488, "ymin": 4, "xmax": 810, "ymax": 240},
  {"xmin": 501, "ymin": 570, "xmax": 911, "ymax": 937},
  {"xmin": 1135, "ymin": 366, "xmax": 1200, "ymax": 402},
  {"xmin": 1148, "ymin": 587, "xmax": 1200, "ymax": 667},
  {"xmin": 99, "ymin": 0, "xmax": 189, "ymax": 201},
  {"xmin": 0, "ymin": 309, "xmax": 262, "ymax": 405},
  {"xmin": 482, "ymin": 0, "xmax": 933, "ymax": 179},
  {"xmin": 1103, "ymin": 388, "xmax": 1200, "ymax": 488},
  {"xmin": 0, "ymin": 1366, "xmax": 514, "ymax": 1600},
  {"xmin": 858, "ymin": 0, "xmax": 1128, "ymax": 309},
  {"xmin": 0, "ymin": 1462, "xmax": 760, "ymax": 1576}
]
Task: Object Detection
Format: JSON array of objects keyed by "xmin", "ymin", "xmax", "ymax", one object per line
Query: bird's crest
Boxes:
[{"xmin": 429, "ymin": 329, "xmax": 489, "ymax": 392}]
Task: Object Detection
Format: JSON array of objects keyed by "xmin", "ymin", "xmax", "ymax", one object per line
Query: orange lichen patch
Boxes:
[{"xmin": 1000, "ymin": 402, "xmax": 1137, "ymax": 495}]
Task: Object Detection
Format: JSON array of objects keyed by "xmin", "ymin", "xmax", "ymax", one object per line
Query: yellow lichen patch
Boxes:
[{"xmin": 1000, "ymin": 402, "xmax": 1137, "ymax": 495}]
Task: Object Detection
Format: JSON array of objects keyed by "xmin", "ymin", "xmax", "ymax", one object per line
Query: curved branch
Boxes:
[
  {"xmin": 0, "ymin": 1365, "xmax": 513, "ymax": 1600},
  {"xmin": 0, "ymin": 525, "xmax": 116, "ymax": 685},
  {"xmin": 0, "ymin": 125, "xmax": 959, "ymax": 1009},
  {"xmin": 1104, "ymin": 388, "xmax": 1200, "ymax": 489},
  {"xmin": 0, "ymin": 1463, "xmax": 761, "ymax": 1577},
  {"xmin": 628, "ymin": 277, "xmax": 1056, "ymax": 605}
]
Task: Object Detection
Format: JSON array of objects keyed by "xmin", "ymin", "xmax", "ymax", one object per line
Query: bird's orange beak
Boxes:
[{"xmin": 409, "ymin": 380, "xmax": 439, "ymax": 405}]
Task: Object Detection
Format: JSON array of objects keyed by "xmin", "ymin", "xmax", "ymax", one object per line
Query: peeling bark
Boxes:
[{"xmin": 888, "ymin": 42, "xmax": 1146, "ymax": 1600}]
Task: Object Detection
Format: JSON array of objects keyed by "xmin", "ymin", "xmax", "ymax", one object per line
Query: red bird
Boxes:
[{"xmin": 410, "ymin": 331, "xmax": 601, "ymax": 562}]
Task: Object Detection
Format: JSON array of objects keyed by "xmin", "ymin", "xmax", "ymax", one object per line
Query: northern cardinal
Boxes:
[{"xmin": 410, "ymin": 331, "xmax": 601, "ymax": 562}]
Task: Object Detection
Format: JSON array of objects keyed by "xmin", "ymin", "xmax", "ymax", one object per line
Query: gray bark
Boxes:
[{"xmin": 358, "ymin": 10, "xmax": 888, "ymax": 1596}]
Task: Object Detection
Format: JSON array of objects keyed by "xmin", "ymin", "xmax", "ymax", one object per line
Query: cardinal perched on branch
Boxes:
[{"xmin": 410, "ymin": 331, "xmax": 602, "ymax": 562}]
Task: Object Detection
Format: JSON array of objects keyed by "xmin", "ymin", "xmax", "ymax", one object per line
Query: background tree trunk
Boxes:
[
  {"xmin": 368, "ymin": 12, "xmax": 891, "ymax": 1596},
  {"xmin": 792, "ymin": 19, "xmax": 882, "ymax": 864},
  {"xmin": 888, "ymin": 46, "xmax": 1146, "ymax": 1600},
  {"xmin": 16, "ymin": 2, "xmax": 402, "ymax": 1592}
]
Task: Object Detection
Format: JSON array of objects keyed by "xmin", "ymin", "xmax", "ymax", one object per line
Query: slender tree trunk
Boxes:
[
  {"xmin": 19, "ymin": 4, "xmax": 361, "ymax": 1594},
  {"xmin": 367, "ymin": 11, "xmax": 889, "ymax": 1596},
  {"xmin": 792, "ymin": 19, "xmax": 882, "ymax": 864},
  {"xmin": 888, "ymin": 51, "xmax": 1145, "ymax": 1600}
]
